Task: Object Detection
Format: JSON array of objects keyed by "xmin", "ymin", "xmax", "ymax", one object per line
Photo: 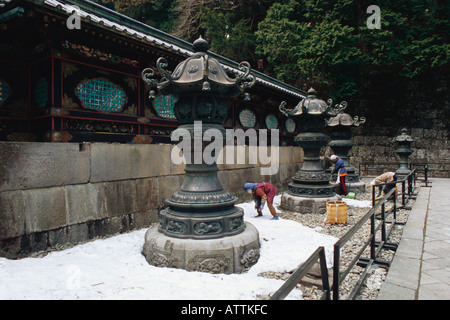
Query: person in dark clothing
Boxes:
[
  {"xmin": 330, "ymin": 155, "xmax": 348, "ymax": 196},
  {"xmin": 243, "ymin": 182, "xmax": 279, "ymax": 220}
]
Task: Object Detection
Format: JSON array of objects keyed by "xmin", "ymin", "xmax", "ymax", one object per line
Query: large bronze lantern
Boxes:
[
  {"xmin": 141, "ymin": 37, "xmax": 260, "ymax": 274},
  {"xmin": 326, "ymin": 102, "xmax": 366, "ymax": 193},
  {"xmin": 279, "ymin": 88, "xmax": 341, "ymax": 214},
  {"xmin": 392, "ymin": 127, "xmax": 417, "ymax": 178}
]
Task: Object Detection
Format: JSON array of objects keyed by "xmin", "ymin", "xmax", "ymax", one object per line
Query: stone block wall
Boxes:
[
  {"xmin": 0, "ymin": 142, "xmax": 302, "ymax": 258},
  {"xmin": 344, "ymin": 72, "xmax": 450, "ymax": 178},
  {"xmin": 348, "ymin": 126, "xmax": 449, "ymax": 178}
]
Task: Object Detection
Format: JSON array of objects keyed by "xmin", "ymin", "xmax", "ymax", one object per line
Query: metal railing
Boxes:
[
  {"xmin": 332, "ymin": 186, "xmax": 396, "ymax": 299},
  {"xmin": 333, "ymin": 169, "xmax": 416, "ymax": 300},
  {"xmin": 270, "ymin": 246, "xmax": 331, "ymax": 300},
  {"xmin": 273, "ymin": 170, "xmax": 418, "ymax": 300},
  {"xmin": 359, "ymin": 161, "xmax": 449, "ymax": 181}
]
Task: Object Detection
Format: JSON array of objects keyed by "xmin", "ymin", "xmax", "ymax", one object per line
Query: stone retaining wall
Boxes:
[
  {"xmin": 345, "ymin": 73, "xmax": 449, "ymax": 178},
  {"xmin": 0, "ymin": 142, "xmax": 302, "ymax": 258},
  {"xmin": 348, "ymin": 126, "xmax": 449, "ymax": 178}
]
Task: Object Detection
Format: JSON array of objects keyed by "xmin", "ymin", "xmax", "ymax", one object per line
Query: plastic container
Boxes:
[
  {"xmin": 326, "ymin": 201, "xmax": 348, "ymax": 224},
  {"xmin": 345, "ymin": 192, "xmax": 356, "ymax": 199}
]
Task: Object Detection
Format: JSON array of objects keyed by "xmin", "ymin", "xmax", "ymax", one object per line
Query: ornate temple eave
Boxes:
[
  {"xmin": 35, "ymin": 0, "xmax": 306, "ymax": 100},
  {"xmin": 0, "ymin": 0, "xmax": 307, "ymax": 144}
]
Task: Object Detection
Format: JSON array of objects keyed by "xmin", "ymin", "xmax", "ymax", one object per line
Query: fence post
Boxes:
[
  {"xmin": 381, "ymin": 202, "xmax": 386, "ymax": 242},
  {"xmin": 319, "ymin": 248, "xmax": 331, "ymax": 300},
  {"xmin": 414, "ymin": 170, "xmax": 417, "ymax": 189},
  {"xmin": 402, "ymin": 180, "xmax": 406, "ymax": 207},
  {"xmin": 370, "ymin": 209, "xmax": 376, "ymax": 260},
  {"xmin": 372, "ymin": 185, "xmax": 376, "ymax": 207},
  {"xmin": 393, "ymin": 187, "xmax": 397, "ymax": 220},
  {"xmin": 408, "ymin": 173, "xmax": 413, "ymax": 195},
  {"xmin": 333, "ymin": 244, "xmax": 340, "ymax": 300}
]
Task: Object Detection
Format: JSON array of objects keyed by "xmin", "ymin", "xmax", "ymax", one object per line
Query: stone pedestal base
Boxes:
[
  {"xmin": 331, "ymin": 181, "xmax": 366, "ymax": 194},
  {"xmin": 280, "ymin": 193, "xmax": 342, "ymax": 214},
  {"xmin": 142, "ymin": 222, "xmax": 260, "ymax": 274},
  {"xmin": 395, "ymin": 169, "xmax": 412, "ymax": 180},
  {"xmin": 346, "ymin": 181, "xmax": 366, "ymax": 194}
]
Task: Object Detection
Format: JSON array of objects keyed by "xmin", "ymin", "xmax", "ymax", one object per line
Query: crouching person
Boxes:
[{"xmin": 243, "ymin": 182, "xmax": 279, "ymax": 220}]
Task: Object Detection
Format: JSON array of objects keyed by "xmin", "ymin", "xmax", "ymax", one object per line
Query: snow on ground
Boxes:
[
  {"xmin": 342, "ymin": 198, "xmax": 372, "ymax": 208},
  {"xmin": 0, "ymin": 195, "xmax": 340, "ymax": 300}
]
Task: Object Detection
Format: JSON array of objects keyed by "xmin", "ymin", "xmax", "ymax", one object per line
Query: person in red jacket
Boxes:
[{"xmin": 243, "ymin": 182, "xmax": 279, "ymax": 220}]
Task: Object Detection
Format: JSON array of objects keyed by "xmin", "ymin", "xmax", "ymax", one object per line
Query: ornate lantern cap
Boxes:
[
  {"xmin": 322, "ymin": 97, "xmax": 366, "ymax": 127},
  {"xmin": 327, "ymin": 113, "xmax": 366, "ymax": 127},
  {"xmin": 300, "ymin": 88, "xmax": 329, "ymax": 115},
  {"xmin": 279, "ymin": 88, "xmax": 329, "ymax": 117},
  {"xmin": 141, "ymin": 36, "xmax": 255, "ymax": 97},
  {"xmin": 394, "ymin": 127, "xmax": 415, "ymax": 142},
  {"xmin": 327, "ymin": 113, "xmax": 354, "ymax": 126}
]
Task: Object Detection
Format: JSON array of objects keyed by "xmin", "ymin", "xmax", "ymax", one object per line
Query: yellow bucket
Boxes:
[{"xmin": 326, "ymin": 201, "xmax": 348, "ymax": 224}]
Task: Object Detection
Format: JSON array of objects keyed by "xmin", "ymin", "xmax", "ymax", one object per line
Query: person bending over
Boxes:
[
  {"xmin": 371, "ymin": 172, "xmax": 397, "ymax": 198},
  {"xmin": 243, "ymin": 182, "xmax": 279, "ymax": 220}
]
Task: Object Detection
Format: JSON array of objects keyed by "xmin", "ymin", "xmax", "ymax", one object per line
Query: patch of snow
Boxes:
[{"xmin": 0, "ymin": 195, "xmax": 337, "ymax": 300}]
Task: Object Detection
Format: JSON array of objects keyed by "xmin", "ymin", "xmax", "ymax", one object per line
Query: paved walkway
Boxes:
[{"xmin": 378, "ymin": 178, "xmax": 450, "ymax": 300}]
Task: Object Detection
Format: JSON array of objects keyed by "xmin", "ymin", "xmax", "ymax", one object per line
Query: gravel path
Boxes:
[{"xmin": 261, "ymin": 177, "xmax": 421, "ymax": 300}]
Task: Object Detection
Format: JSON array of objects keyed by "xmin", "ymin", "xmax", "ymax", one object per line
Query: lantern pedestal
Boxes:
[
  {"xmin": 280, "ymin": 131, "xmax": 340, "ymax": 214},
  {"xmin": 143, "ymin": 221, "xmax": 260, "ymax": 274},
  {"xmin": 280, "ymin": 193, "xmax": 341, "ymax": 215}
]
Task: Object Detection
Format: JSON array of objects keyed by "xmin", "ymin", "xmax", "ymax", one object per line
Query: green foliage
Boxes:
[
  {"xmin": 358, "ymin": 0, "xmax": 449, "ymax": 78},
  {"xmin": 92, "ymin": 0, "xmax": 178, "ymax": 33},
  {"xmin": 132, "ymin": 0, "xmax": 178, "ymax": 33},
  {"xmin": 197, "ymin": 0, "xmax": 272, "ymax": 65},
  {"xmin": 199, "ymin": 9, "xmax": 256, "ymax": 63},
  {"xmin": 255, "ymin": 0, "xmax": 449, "ymax": 100},
  {"xmin": 256, "ymin": 0, "xmax": 361, "ymax": 98},
  {"xmin": 255, "ymin": 4, "xmax": 304, "ymax": 82}
]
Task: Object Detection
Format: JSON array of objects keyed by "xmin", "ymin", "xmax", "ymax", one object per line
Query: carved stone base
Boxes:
[
  {"xmin": 345, "ymin": 181, "xmax": 366, "ymax": 194},
  {"xmin": 395, "ymin": 168, "xmax": 412, "ymax": 179},
  {"xmin": 142, "ymin": 222, "xmax": 260, "ymax": 274},
  {"xmin": 331, "ymin": 181, "xmax": 367, "ymax": 194},
  {"xmin": 280, "ymin": 193, "xmax": 342, "ymax": 214}
]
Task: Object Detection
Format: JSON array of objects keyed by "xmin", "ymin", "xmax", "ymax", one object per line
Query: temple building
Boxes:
[{"xmin": 0, "ymin": 0, "xmax": 306, "ymax": 145}]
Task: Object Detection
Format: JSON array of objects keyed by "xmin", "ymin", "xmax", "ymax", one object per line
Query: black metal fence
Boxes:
[
  {"xmin": 359, "ymin": 161, "xmax": 449, "ymax": 180},
  {"xmin": 271, "ymin": 170, "xmax": 418, "ymax": 300},
  {"xmin": 270, "ymin": 246, "xmax": 331, "ymax": 300}
]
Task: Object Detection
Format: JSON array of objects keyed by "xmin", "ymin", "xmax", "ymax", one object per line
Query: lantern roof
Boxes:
[
  {"xmin": 279, "ymin": 88, "xmax": 329, "ymax": 117},
  {"xmin": 142, "ymin": 37, "xmax": 255, "ymax": 97},
  {"xmin": 394, "ymin": 127, "xmax": 415, "ymax": 142}
]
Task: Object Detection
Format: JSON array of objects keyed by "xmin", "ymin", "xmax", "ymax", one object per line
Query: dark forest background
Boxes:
[{"xmin": 93, "ymin": 0, "xmax": 449, "ymax": 134}]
